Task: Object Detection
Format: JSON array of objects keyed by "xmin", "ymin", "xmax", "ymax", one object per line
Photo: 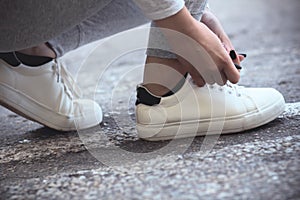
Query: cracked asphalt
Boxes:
[{"xmin": 1, "ymin": 0, "xmax": 300, "ymax": 199}]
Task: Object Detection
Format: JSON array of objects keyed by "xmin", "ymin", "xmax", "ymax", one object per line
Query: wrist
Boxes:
[{"xmin": 154, "ymin": 7, "xmax": 197, "ymax": 33}]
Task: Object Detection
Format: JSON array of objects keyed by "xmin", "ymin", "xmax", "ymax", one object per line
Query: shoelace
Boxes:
[
  {"xmin": 209, "ymin": 82, "xmax": 243, "ymax": 97},
  {"xmin": 52, "ymin": 59, "xmax": 82, "ymax": 99},
  {"xmin": 225, "ymin": 82, "xmax": 243, "ymax": 97}
]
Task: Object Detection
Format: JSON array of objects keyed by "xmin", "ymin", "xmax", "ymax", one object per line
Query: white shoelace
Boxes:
[
  {"xmin": 52, "ymin": 59, "xmax": 82, "ymax": 99},
  {"xmin": 225, "ymin": 82, "xmax": 243, "ymax": 97},
  {"xmin": 209, "ymin": 82, "xmax": 243, "ymax": 97}
]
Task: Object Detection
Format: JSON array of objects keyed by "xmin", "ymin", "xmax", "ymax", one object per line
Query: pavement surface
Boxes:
[{"xmin": 1, "ymin": 0, "xmax": 300, "ymax": 199}]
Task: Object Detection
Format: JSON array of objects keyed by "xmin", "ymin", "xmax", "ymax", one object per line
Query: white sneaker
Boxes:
[
  {"xmin": 136, "ymin": 76, "xmax": 285, "ymax": 141},
  {"xmin": 0, "ymin": 57, "xmax": 102, "ymax": 131}
]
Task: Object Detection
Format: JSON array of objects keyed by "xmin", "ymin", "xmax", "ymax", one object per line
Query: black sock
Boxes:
[
  {"xmin": 0, "ymin": 52, "xmax": 21, "ymax": 66},
  {"xmin": 15, "ymin": 52, "xmax": 53, "ymax": 66},
  {"xmin": 0, "ymin": 52, "xmax": 52, "ymax": 67},
  {"xmin": 136, "ymin": 73, "xmax": 188, "ymax": 106}
]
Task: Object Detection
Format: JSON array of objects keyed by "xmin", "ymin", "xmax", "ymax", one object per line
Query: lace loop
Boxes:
[
  {"xmin": 225, "ymin": 82, "xmax": 242, "ymax": 97},
  {"xmin": 52, "ymin": 59, "xmax": 82, "ymax": 99}
]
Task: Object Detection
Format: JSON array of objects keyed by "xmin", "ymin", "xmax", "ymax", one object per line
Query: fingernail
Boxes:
[
  {"xmin": 229, "ymin": 50, "xmax": 237, "ymax": 60},
  {"xmin": 234, "ymin": 63, "xmax": 242, "ymax": 70},
  {"xmin": 239, "ymin": 53, "xmax": 247, "ymax": 58}
]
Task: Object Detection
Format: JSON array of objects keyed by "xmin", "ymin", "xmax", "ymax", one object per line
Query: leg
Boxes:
[
  {"xmin": 0, "ymin": 0, "xmax": 113, "ymax": 52},
  {"xmin": 16, "ymin": 0, "xmax": 149, "ymax": 58},
  {"xmin": 143, "ymin": 0, "xmax": 208, "ymax": 96},
  {"xmin": 0, "ymin": 0, "xmax": 149, "ymax": 131},
  {"xmin": 135, "ymin": 0, "xmax": 285, "ymax": 141},
  {"xmin": 48, "ymin": 0, "xmax": 149, "ymax": 57}
]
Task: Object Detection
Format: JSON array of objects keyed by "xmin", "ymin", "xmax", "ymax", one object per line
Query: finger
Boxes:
[
  {"xmin": 229, "ymin": 50, "xmax": 240, "ymax": 65},
  {"xmin": 190, "ymin": 72, "xmax": 206, "ymax": 87},
  {"xmin": 200, "ymin": 68, "xmax": 215, "ymax": 85},
  {"xmin": 178, "ymin": 56, "xmax": 207, "ymax": 87},
  {"xmin": 239, "ymin": 53, "xmax": 247, "ymax": 58},
  {"xmin": 209, "ymin": 66, "xmax": 227, "ymax": 85},
  {"xmin": 234, "ymin": 64, "xmax": 242, "ymax": 70},
  {"xmin": 223, "ymin": 59, "xmax": 240, "ymax": 84},
  {"xmin": 203, "ymin": 74, "xmax": 215, "ymax": 85},
  {"xmin": 238, "ymin": 55, "xmax": 245, "ymax": 62},
  {"xmin": 222, "ymin": 43, "xmax": 230, "ymax": 52},
  {"xmin": 188, "ymin": 66, "xmax": 206, "ymax": 87},
  {"xmin": 214, "ymin": 71, "xmax": 227, "ymax": 86}
]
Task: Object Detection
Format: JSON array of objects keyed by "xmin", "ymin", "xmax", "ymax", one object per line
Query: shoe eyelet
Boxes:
[{"xmin": 209, "ymin": 85, "xmax": 214, "ymax": 89}]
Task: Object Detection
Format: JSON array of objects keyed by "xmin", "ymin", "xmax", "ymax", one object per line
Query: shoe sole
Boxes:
[
  {"xmin": 0, "ymin": 82, "xmax": 88, "ymax": 131},
  {"xmin": 137, "ymin": 96, "xmax": 285, "ymax": 141}
]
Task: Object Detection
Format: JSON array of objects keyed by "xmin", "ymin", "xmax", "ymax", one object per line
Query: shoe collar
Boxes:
[{"xmin": 136, "ymin": 75, "xmax": 193, "ymax": 107}]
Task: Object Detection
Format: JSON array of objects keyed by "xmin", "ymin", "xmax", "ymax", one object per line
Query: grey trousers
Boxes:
[{"xmin": 0, "ymin": 0, "xmax": 207, "ymax": 58}]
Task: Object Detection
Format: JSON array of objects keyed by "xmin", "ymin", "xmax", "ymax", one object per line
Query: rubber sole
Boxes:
[{"xmin": 137, "ymin": 96, "xmax": 286, "ymax": 141}]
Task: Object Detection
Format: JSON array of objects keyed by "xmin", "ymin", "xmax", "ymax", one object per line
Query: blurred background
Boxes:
[{"xmin": 1, "ymin": 0, "xmax": 300, "ymax": 199}]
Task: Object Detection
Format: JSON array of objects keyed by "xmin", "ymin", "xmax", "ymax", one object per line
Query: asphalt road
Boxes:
[{"xmin": 1, "ymin": 0, "xmax": 300, "ymax": 199}]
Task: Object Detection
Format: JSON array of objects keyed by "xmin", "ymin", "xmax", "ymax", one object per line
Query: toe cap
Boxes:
[{"xmin": 73, "ymin": 99, "xmax": 103, "ymax": 130}]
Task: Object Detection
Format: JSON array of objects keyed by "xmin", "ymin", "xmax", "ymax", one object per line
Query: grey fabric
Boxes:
[
  {"xmin": 0, "ymin": 0, "xmax": 113, "ymax": 52},
  {"xmin": 132, "ymin": 0, "xmax": 184, "ymax": 20},
  {"xmin": 48, "ymin": 0, "xmax": 208, "ymax": 58},
  {"xmin": 0, "ymin": 0, "xmax": 208, "ymax": 60},
  {"xmin": 147, "ymin": 0, "xmax": 208, "ymax": 59},
  {"xmin": 48, "ymin": 0, "xmax": 148, "ymax": 57}
]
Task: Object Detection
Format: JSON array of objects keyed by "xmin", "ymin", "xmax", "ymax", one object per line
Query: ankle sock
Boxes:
[
  {"xmin": 136, "ymin": 73, "xmax": 188, "ymax": 106},
  {"xmin": 0, "ymin": 52, "xmax": 20, "ymax": 66},
  {"xmin": 0, "ymin": 52, "xmax": 52, "ymax": 67}
]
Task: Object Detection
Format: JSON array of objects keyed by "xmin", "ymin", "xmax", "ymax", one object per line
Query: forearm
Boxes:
[
  {"xmin": 154, "ymin": 7, "xmax": 240, "ymax": 85},
  {"xmin": 154, "ymin": 7, "xmax": 224, "ymax": 53}
]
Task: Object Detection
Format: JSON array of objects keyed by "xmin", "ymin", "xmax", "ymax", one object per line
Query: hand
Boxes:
[
  {"xmin": 201, "ymin": 10, "xmax": 245, "ymax": 66},
  {"xmin": 222, "ymin": 42, "xmax": 245, "ymax": 66},
  {"xmin": 154, "ymin": 7, "xmax": 240, "ymax": 86}
]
